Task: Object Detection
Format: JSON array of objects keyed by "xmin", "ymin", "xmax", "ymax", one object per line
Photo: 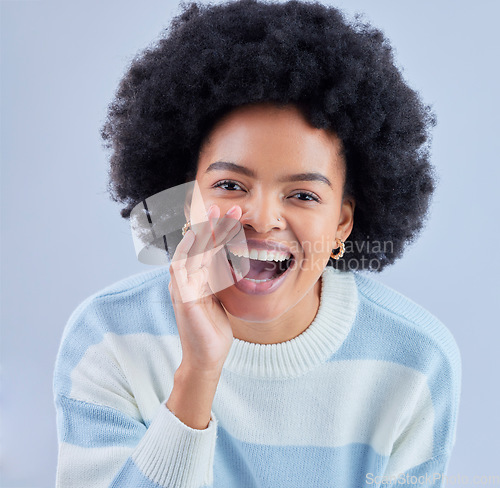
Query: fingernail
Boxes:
[{"xmin": 227, "ymin": 205, "xmax": 239, "ymax": 215}]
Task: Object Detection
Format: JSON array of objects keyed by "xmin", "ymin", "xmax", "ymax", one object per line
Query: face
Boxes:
[{"xmin": 192, "ymin": 103, "xmax": 355, "ymax": 326}]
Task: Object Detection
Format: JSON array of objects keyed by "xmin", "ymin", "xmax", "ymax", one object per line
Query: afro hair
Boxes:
[{"xmin": 101, "ymin": 0, "xmax": 437, "ymax": 272}]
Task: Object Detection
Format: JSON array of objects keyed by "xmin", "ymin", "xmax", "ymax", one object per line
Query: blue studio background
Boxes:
[{"xmin": 1, "ymin": 1, "xmax": 499, "ymax": 486}]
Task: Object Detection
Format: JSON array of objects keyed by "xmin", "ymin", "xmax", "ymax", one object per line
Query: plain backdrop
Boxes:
[{"xmin": 1, "ymin": 1, "xmax": 499, "ymax": 486}]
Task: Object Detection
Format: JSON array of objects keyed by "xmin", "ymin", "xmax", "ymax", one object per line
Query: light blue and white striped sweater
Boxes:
[{"xmin": 54, "ymin": 266, "xmax": 461, "ymax": 487}]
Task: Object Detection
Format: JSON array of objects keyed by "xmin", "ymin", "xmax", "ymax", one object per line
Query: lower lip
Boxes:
[{"xmin": 228, "ymin": 257, "xmax": 295, "ymax": 295}]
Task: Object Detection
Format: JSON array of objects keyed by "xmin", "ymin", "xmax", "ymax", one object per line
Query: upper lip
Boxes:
[{"xmin": 228, "ymin": 239, "xmax": 295, "ymax": 256}]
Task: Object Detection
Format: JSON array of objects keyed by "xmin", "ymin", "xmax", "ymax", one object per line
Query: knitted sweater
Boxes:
[{"xmin": 54, "ymin": 266, "xmax": 461, "ymax": 488}]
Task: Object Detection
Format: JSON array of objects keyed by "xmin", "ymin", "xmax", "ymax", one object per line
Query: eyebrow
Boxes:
[{"xmin": 205, "ymin": 161, "xmax": 332, "ymax": 187}]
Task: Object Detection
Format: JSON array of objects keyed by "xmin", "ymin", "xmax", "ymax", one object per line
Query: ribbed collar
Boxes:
[{"xmin": 223, "ymin": 267, "xmax": 359, "ymax": 379}]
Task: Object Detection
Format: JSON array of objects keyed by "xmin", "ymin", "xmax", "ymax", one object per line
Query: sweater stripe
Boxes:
[{"xmin": 57, "ymin": 395, "xmax": 146, "ymax": 448}]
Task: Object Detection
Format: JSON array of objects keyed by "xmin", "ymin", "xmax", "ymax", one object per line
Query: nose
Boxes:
[{"xmin": 239, "ymin": 192, "xmax": 287, "ymax": 234}]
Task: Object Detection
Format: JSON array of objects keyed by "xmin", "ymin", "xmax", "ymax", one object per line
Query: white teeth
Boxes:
[
  {"xmin": 228, "ymin": 248, "xmax": 291, "ymax": 262},
  {"xmin": 226, "ymin": 260, "xmax": 279, "ymax": 282},
  {"xmin": 250, "ymin": 249, "xmax": 262, "ymax": 260},
  {"xmin": 243, "ymin": 276, "xmax": 279, "ymax": 283}
]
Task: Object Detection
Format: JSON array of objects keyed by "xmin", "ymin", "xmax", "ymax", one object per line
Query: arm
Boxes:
[
  {"xmin": 55, "ymin": 204, "xmax": 240, "ymax": 487},
  {"xmin": 377, "ymin": 453, "xmax": 452, "ymax": 487},
  {"xmin": 53, "ymin": 283, "xmax": 222, "ymax": 488},
  {"xmin": 167, "ymin": 364, "xmax": 222, "ymax": 431},
  {"xmin": 380, "ymin": 324, "xmax": 462, "ymax": 488},
  {"xmin": 55, "ymin": 393, "xmax": 217, "ymax": 488},
  {"xmin": 54, "ymin": 322, "xmax": 220, "ymax": 488}
]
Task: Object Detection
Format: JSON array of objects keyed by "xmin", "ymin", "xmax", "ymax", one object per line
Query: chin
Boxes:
[{"xmin": 217, "ymin": 291, "xmax": 286, "ymax": 323}]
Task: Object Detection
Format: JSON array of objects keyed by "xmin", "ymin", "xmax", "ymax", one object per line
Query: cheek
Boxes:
[{"xmin": 293, "ymin": 220, "xmax": 337, "ymax": 259}]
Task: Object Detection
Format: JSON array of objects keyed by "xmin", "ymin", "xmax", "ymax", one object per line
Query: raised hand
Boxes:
[{"xmin": 168, "ymin": 204, "xmax": 242, "ymax": 374}]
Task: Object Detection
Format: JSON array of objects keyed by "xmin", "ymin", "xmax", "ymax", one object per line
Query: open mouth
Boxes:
[{"xmin": 225, "ymin": 249, "xmax": 295, "ymax": 283}]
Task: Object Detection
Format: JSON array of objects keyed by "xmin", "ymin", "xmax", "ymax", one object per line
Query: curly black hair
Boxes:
[{"xmin": 101, "ymin": 0, "xmax": 437, "ymax": 272}]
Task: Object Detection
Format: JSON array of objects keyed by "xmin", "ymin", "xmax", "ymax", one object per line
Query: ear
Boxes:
[{"xmin": 337, "ymin": 196, "xmax": 355, "ymax": 240}]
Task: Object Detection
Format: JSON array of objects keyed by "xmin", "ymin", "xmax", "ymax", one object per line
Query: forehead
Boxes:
[{"xmin": 197, "ymin": 104, "xmax": 345, "ymax": 179}]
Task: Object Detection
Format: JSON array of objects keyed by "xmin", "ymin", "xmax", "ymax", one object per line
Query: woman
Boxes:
[{"xmin": 54, "ymin": 1, "xmax": 461, "ymax": 486}]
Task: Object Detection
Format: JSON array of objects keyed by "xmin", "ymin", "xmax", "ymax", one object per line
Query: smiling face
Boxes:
[{"xmin": 193, "ymin": 103, "xmax": 355, "ymax": 342}]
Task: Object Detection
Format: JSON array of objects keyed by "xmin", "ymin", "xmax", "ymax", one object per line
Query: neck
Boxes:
[{"xmin": 225, "ymin": 278, "xmax": 322, "ymax": 344}]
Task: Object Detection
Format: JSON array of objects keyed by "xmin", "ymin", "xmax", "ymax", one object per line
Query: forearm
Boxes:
[{"xmin": 167, "ymin": 362, "xmax": 222, "ymax": 430}]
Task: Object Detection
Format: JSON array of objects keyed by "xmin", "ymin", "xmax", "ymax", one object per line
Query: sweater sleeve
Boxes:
[
  {"xmin": 54, "ymin": 290, "xmax": 218, "ymax": 488},
  {"xmin": 370, "ymin": 452, "xmax": 452, "ymax": 487},
  {"xmin": 55, "ymin": 395, "xmax": 217, "ymax": 488},
  {"xmin": 380, "ymin": 318, "xmax": 461, "ymax": 488}
]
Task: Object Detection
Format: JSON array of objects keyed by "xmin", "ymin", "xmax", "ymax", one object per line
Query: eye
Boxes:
[
  {"xmin": 291, "ymin": 191, "xmax": 320, "ymax": 202},
  {"xmin": 212, "ymin": 179, "xmax": 244, "ymax": 191},
  {"xmin": 212, "ymin": 180, "xmax": 320, "ymax": 202}
]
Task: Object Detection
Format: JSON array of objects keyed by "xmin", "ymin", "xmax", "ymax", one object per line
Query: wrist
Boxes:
[
  {"xmin": 166, "ymin": 363, "xmax": 222, "ymax": 430},
  {"xmin": 176, "ymin": 361, "xmax": 223, "ymax": 384}
]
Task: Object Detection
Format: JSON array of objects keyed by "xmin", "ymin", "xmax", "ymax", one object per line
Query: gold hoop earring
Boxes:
[
  {"xmin": 330, "ymin": 238, "xmax": 345, "ymax": 260},
  {"xmin": 182, "ymin": 221, "xmax": 191, "ymax": 237}
]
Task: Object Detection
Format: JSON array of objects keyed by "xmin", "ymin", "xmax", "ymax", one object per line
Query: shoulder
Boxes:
[
  {"xmin": 347, "ymin": 271, "xmax": 461, "ymax": 379},
  {"xmin": 64, "ymin": 266, "xmax": 174, "ymax": 336},
  {"xmin": 76, "ymin": 266, "xmax": 171, "ymax": 305},
  {"xmin": 54, "ymin": 267, "xmax": 176, "ymax": 396},
  {"xmin": 347, "ymin": 272, "xmax": 461, "ymax": 451}
]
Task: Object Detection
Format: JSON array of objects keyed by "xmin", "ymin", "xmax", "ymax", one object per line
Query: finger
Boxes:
[
  {"xmin": 180, "ymin": 206, "xmax": 242, "ymax": 297},
  {"xmin": 186, "ymin": 205, "xmax": 220, "ymax": 271},
  {"xmin": 215, "ymin": 213, "xmax": 243, "ymax": 246},
  {"xmin": 167, "ymin": 280, "xmax": 178, "ymax": 305},
  {"xmin": 198, "ymin": 219, "xmax": 242, "ymax": 269},
  {"xmin": 170, "ymin": 229, "xmax": 196, "ymax": 291},
  {"xmin": 169, "ymin": 228, "xmax": 217, "ymax": 304},
  {"xmin": 176, "ymin": 225, "xmax": 216, "ymax": 302},
  {"xmin": 196, "ymin": 208, "xmax": 242, "ymax": 268}
]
